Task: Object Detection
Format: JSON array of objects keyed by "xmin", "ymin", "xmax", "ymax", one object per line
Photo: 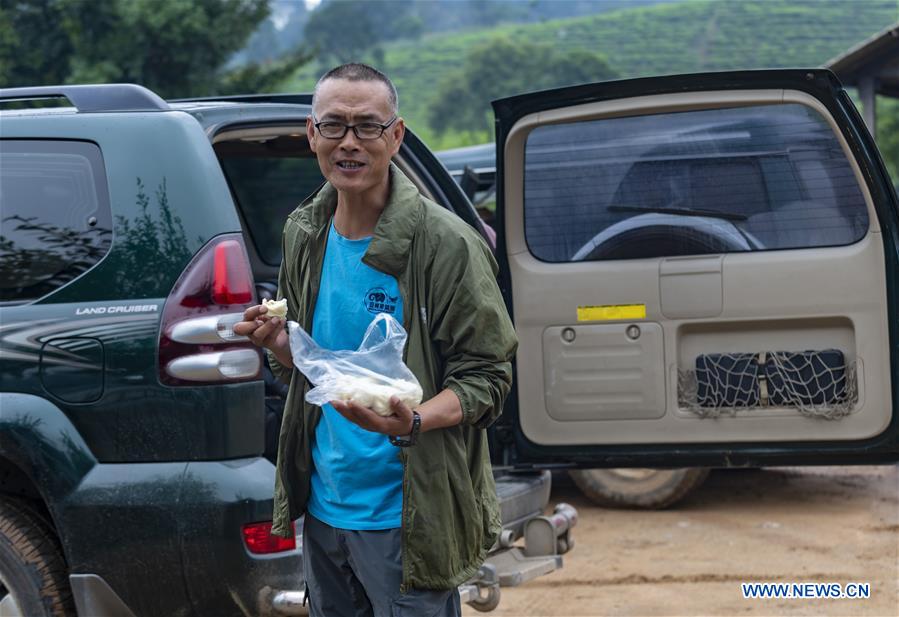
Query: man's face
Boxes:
[{"xmin": 306, "ymin": 78, "xmax": 404, "ymax": 200}]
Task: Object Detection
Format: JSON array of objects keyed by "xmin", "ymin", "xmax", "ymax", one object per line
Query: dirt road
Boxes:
[{"xmin": 464, "ymin": 466, "xmax": 898, "ymax": 617}]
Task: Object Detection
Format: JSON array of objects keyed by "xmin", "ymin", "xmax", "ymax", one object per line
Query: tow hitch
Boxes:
[
  {"xmin": 268, "ymin": 503, "xmax": 577, "ymax": 615},
  {"xmin": 459, "ymin": 503, "xmax": 577, "ymax": 612}
]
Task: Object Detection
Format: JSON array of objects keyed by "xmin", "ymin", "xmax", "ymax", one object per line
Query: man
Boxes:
[{"xmin": 234, "ymin": 63, "xmax": 517, "ymax": 617}]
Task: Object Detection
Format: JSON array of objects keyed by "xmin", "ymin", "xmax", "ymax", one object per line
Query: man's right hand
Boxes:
[{"xmin": 233, "ymin": 305, "xmax": 293, "ymax": 368}]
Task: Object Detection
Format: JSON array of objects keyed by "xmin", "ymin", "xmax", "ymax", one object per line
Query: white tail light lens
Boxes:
[
  {"xmin": 165, "ymin": 349, "xmax": 260, "ymax": 381},
  {"xmin": 168, "ymin": 313, "xmax": 249, "ymax": 344}
]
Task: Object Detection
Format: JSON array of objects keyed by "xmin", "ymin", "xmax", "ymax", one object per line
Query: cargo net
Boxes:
[{"xmin": 678, "ymin": 350, "xmax": 858, "ymax": 420}]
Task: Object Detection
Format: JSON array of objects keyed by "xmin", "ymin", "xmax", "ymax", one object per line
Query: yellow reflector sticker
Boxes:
[{"xmin": 577, "ymin": 304, "xmax": 646, "ymax": 321}]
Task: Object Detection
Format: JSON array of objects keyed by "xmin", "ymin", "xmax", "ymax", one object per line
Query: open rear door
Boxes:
[{"xmin": 493, "ymin": 69, "xmax": 899, "ymax": 468}]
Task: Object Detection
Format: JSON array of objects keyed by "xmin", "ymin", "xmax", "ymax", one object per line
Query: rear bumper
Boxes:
[
  {"xmin": 179, "ymin": 457, "xmax": 303, "ymax": 617},
  {"xmin": 61, "ymin": 456, "xmax": 303, "ymax": 617},
  {"xmin": 268, "ymin": 503, "xmax": 576, "ymax": 616},
  {"xmin": 495, "ymin": 470, "xmax": 552, "ymax": 537},
  {"xmin": 64, "ymin": 463, "xmax": 570, "ymax": 616}
]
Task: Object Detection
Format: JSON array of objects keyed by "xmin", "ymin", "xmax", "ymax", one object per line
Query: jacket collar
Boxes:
[{"xmin": 299, "ymin": 162, "xmax": 422, "ymax": 276}]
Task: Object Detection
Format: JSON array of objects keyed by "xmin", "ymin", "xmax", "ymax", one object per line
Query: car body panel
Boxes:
[
  {"xmin": 1, "ymin": 113, "xmax": 265, "ymax": 463},
  {"xmin": 1, "ymin": 111, "xmax": 241, "ymax": 302}
]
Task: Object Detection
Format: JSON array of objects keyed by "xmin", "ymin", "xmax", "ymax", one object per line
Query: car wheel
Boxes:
[
  {"xmin": 0, "ymin": 498, "xmax": 74, "ymax": 617},
  {"xmin": 568, "ymin": 468, "xmax": 710, "ymax": 509}
]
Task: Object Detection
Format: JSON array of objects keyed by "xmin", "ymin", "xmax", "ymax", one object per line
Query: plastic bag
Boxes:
[{"xmin": 287, "ymin": 313, "xmax": 423, "ymax": 416}]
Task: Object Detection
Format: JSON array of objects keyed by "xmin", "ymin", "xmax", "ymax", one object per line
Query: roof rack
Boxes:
[
  {"xmin": 0, "ymin": 84, "xmax": 170, "ymax": 112},
  {"xmin": 171, "ymin": 93, "xmax": 312, "ymax": 106}
]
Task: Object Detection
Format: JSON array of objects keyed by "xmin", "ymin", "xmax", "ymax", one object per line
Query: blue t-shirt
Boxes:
[{"xmin": 307, "ymin": 220, "xmax": 404, "ymax": 530}]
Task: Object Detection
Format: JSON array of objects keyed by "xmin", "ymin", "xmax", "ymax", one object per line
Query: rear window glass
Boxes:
[
  {"xmin": 523, "ymin": 103, "xmax": 869, "ymax": 262},
  {"xmin": 216, "ymin": 136, "xmax": 324, "ymax": 265},
  {"xmin": 0, "ymin": 140, "xmax": 112, "ymax": 302}
]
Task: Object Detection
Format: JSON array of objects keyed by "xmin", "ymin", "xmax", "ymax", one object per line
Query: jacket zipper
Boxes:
[
  {"xmin": 399, "ymin": 446, "xmax": 410, "ymax": 594},
  {"xmin": 398, "ymin": 268, "xmax": 413, "ymax": 595}
]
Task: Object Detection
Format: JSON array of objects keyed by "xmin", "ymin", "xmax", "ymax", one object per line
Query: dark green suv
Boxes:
[{"xmin": 0, "ymin": 85, "xmax": 567, "ymax": 616}]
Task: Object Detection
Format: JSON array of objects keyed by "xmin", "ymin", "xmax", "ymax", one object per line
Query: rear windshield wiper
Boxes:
[{"xmin": 608, "ymin": 204, "xmax": 747, "ymax": 222}]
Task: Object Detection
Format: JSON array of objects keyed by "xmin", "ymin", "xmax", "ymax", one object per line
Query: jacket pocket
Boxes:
[{"xmin": 406, "ymin": 429, "xmax": 484, "ymax": 585}]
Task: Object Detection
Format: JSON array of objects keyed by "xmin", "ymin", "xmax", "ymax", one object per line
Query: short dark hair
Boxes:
[{"xmin": 312, "ymin": 63, "xmax": 398, "ymax": 115}]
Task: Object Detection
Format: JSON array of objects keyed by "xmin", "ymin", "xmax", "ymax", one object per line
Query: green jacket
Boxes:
[{"xmin": 268, "ymin": 164, "xmax": 518, "ymax": 591}]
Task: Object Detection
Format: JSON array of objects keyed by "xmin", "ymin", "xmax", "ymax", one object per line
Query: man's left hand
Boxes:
[{"xmin": 330, "ymin": 396, "xmax": 414, "ymax": 436}]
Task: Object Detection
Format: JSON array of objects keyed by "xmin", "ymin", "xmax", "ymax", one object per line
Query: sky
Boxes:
[{"xmin": 270, "ymin": 0, "xmax": 320, "ymax": 29}]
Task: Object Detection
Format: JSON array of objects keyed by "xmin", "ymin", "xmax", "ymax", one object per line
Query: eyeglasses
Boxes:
[{"xmin": 312, "ymin": 115, "xmax": 397, "ymax": 140}]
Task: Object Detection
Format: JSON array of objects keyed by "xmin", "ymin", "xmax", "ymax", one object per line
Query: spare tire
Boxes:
[
  {"xmin": 569, "ymin": 468, "xmax": 709, "ymax": 509},
  {"xmin": 582, "ymin": 224, "xmax": 745, "ymax": 261}
]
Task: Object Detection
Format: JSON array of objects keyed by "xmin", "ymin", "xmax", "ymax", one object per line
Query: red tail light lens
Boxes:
[
  {"xmin": 213, "ymin": 240, "xmax": 253, "ymax": 305},
  {"xmin": 242, "ymin": 520, "xmax": 296, "ymax": 554}
]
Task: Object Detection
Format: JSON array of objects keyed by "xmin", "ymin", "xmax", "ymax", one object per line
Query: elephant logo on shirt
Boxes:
[{"xmin": 364, "ymin": 288, "xmax": 398, "ymax": 314}]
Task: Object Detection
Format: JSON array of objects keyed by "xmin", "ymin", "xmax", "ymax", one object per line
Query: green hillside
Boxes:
[{"xmin": 284, "ymin": 0, "xmax": 898, "ymax": 148}]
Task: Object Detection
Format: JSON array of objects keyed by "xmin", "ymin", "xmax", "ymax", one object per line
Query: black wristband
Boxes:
[{"xmin": 389, "ymin": 411, "xmax": 421, "ymax": 447}]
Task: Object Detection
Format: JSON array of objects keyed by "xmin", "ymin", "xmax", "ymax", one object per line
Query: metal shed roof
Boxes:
[
  {"xmin": 825, "ymin": 22, "xmax": 899, "ymax": 133},
  {"xmin": 826, "ymin": 22, "xmax": 899, "ymax": 96}
]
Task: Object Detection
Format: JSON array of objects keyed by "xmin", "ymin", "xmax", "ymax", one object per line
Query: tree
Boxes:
[
  {"xmin": 217, "ymin": 48, "xmax": 315, "ymax": 95},
  {"xmin": 427, "ymin": 36, "xmax": 617, "ymax": 135},
  {"xmin": 876, "ymin": 96, "xmax": 899, "ymax": 188},
  {"xmin": 0, "ymin": 0, "xmax": 73, "ymax": 86},
  {"xmin": 0, "ymin": 0, "xmax": 307, "ymax": 97},
  {"xmin": 303, "ymin": 0, "xmax": 422, "ymax": 67},
  {"xmin": 234, "ymin": 0, "xmax": 309, "ymax": 66}
]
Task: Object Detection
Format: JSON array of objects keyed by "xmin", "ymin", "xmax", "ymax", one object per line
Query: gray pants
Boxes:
[{"xmin": 302, "ymin": 513, "xmax": 461, "ymax": 617}]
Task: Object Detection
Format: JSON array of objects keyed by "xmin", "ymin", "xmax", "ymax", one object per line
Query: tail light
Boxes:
[
  {"xmin": 242, "ymin": 520, "xmax": 296, "ymax": 554},
  {"xmin": 212, "ymin": 240, "xmax": 253, "ymax": 305},
  {"xmin": 159, "ymin": 234, "xmax": 261, "ymax": 386}
]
